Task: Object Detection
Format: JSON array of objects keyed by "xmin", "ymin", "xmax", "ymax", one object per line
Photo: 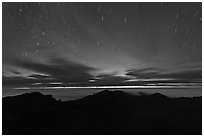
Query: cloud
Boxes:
[
  {"xmin": 93, "ymin": 75, "xmax": 129, "ymax": 86},
  {"xmin": 3, "ymin": 76, "xmax": 31, "ymax": 87},
  {"xmin": 126, "ymin": 68, "xmax": 164, "ymax": 79},
  {"xmin": 156, "ymin": 69, "xmax": 202, "ymax": 82},
  {"xmin": 12, "ymin": 57, "xmax": 98, "ymax": 84},
  {"xmin": 126, "ymin": 67, "xmax": 202, "ymax": 83},
  {"xmin": 2, "ymin": 74, "xmax": 59, "ymax": 88},
  {"xmin": 11, "ymin": 70, "xmax": 21, "ymax": 75},
  {"xmin": 28, "ymin": 74, "xmax": 51, "ymax": 79},
  {"xmin": 4, "ymin": 57, "xmax": 202, "ymax": 88}
]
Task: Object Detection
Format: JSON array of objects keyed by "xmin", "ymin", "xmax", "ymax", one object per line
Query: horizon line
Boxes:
[{"xmin": 13, "ymin": 85, "xmax": 202, "ymax": 90}]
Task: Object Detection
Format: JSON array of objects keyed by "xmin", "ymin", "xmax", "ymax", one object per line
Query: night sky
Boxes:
[{"xmin": 2, "ymin": 2, "xmax": 202, "ymax": 89}]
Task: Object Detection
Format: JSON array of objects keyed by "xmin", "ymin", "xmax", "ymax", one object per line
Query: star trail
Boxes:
[{"xmin": 2, "ymin": 2, "xmax": 202, "ymax": 89}]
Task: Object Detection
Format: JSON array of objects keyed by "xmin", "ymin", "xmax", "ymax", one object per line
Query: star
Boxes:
[
  {"xmin": 101, "ymin": 16, "xmax": 104, "ymax": 21},
  {"xmin": 175, "ymin": 12, "xmax": 180, "ymax": 19},
  {"xmin": 124, "ymin": 17, "xmax": 127, "ymax": 23},
  {"xmin": 174, "ymin": 27, "xmax": 178, "ymax": 34}
]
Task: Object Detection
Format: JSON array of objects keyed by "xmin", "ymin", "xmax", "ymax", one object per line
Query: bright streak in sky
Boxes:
[{"xmin": 14, "ymin": 85, "xmax": 201, "ymax": 90}]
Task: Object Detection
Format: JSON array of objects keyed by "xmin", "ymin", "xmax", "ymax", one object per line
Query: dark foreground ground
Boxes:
[{"xmin": 2, "ymin": 90, "xmax": 202, "ymax": 135}]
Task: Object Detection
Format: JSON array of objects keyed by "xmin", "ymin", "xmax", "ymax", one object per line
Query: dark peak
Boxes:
[
  {"xmin": 79, "ymin": 90, "xmax": 129, "ymax": 102},
  {"xmin": 18, "ymin": 92, "xmax": 51, "ymax": 98},
  {"xmin": 96, "ymin": 89, "xmax": 111, "ymax": 94},
  {"xmin": 23, "ymin": 92, "xmax": 44, "ymax": 96},
  {"xmin": 73, "ymin": 89, "xmax": 134, "ymax": 107},
  {"xmin": 94, "ymin": 89, "xmax": 127, "ymax": 96},
  {"xmin": 138, "ymin": 92, "xmax": 150, "ymax": 96},
  {"xmin": 151, "ymin": 92, "xmax": 168, "ymax": 98},
  {"xmin": 5, "ymin": 92, "xmax": 56, "ymax": 102}
]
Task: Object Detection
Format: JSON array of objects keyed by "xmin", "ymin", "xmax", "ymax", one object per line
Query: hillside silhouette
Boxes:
[{"xmin": 2, "ymin": 90, "xmax": 202, "ymax": 135}]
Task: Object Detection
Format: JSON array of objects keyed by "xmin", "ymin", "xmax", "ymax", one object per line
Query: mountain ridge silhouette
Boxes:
[{"xmin": 2, "ymin": 90, "xmax": 202, "ymax": 135}]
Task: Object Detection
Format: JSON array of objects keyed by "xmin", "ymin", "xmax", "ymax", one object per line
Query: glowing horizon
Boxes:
[{"xmin": 14, "ymin": 85, "xmax": 202, "ymax": 90}]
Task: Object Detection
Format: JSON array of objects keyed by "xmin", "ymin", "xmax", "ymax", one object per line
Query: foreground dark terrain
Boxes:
[{"xmin": 2, "ymin": 90, "xmax": 202, "ymax": 135}]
